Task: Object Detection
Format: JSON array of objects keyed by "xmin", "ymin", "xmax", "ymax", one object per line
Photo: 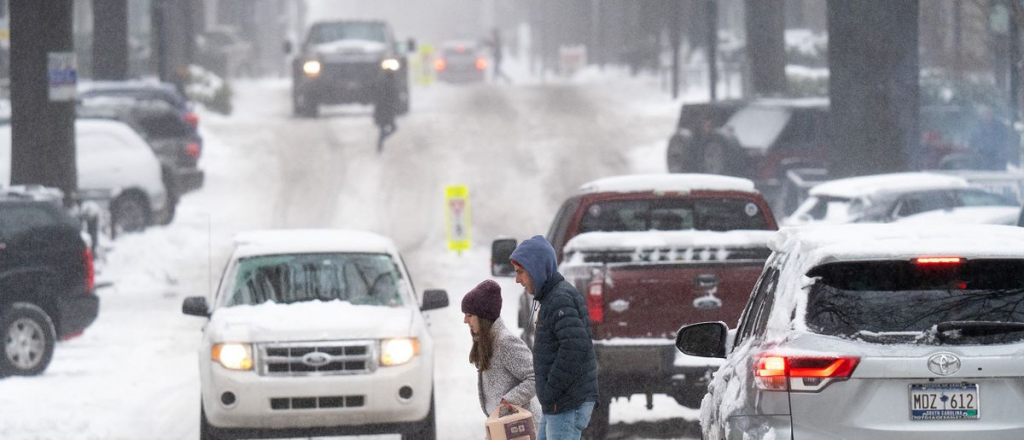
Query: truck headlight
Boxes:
[
  {"xmin": 381, "ymin": 338, "xmax": 419, "ymax": 366},
  {"xmin": 381, "ymin": 58, "xmax": 401, "ymax": 71},
  {"xmin": 212, "ymin": 343, "xmax": 253, "ymax": 370},
  {"xmin": 302, "ymin": 60, "xmax": 322, "ymax": 76}
]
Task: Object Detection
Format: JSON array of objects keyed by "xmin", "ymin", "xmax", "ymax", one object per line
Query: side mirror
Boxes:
[
  {"xmin": 421, "ymin": 289, "xmax": 449, "ymax": 311},
  {"xmin": 182, "ymin": 296, "xmax": 210, "ymax": 318},
  {"xmin": 675, "ymin": 321, "xmax": 728, "ymax": 358},
  {"xmin": 491, "ymin": 238, "xmax": 518, "ymax": 277},
  {"xmin": 283, "ymin": 40, "xmax": 293, "ymax": 55},
  {"xmin": 406, "ymin": 38, "xmax": 417, "ymax": 53}
]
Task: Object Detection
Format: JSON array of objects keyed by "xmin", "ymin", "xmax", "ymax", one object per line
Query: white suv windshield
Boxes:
[
  {"xmin": 223, "ymin": 253, "xmax": 405, "ymax": 307},
  {"xmin": 805, "ymin": 260, "xmax": 1024, "ymax": 345}
]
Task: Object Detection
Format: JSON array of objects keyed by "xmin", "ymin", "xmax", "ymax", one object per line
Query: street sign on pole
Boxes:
[{"xmin": 445, "ymin": 185, "xmax": 471, "ymax": 253}]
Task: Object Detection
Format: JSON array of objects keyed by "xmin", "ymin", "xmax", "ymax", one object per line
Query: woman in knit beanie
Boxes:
[{"xmin": 462, "ymin": 279, "xmax": 542, "ymax": 428}]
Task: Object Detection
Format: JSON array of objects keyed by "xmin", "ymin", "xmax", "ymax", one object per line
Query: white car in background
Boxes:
[
  {"xmin": 784, "ymin": 172, "xmax": 1017, "ymax": 226},
  {"xmin": 182, "ymin": 230, "xmax": 448, "ymax": 440},
  {"xmin": 0, "ymin": 119, "xmax": 169, "ymax": 232}
]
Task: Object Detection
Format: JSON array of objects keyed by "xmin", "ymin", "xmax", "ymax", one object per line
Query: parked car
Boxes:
[
  {"xmin": 895, "ymin": 205, "xmax": 1021, "ymax": 226},
  {"xmin": 78, "ymin": 96, "xmax": 204, "ymax": 222},
  {"xmin": 195, "ymin": 26, "xmax": 256, "ymax": 79},
  {"xmin": 677, "ymin": 223, "xmax": 1024, "ymax": 439},
  {"xmin": 182, "ymin": 229, "xmax": 448, "ymax": 440},
  {"xmin": 783, "ymin": 172, "xmax": 1018, "ymax": 226},
  {"xmin": 435, "ymin": 40, "xmax": 487, "ymax": 83},
  {"xmin": 0, "ymin": 185, "xmax": 97, "ymax": 376},
  {"xmin": 78, "ymin": 80, "xmax": 199, "ymax": 128},
  {"xmin": 289, "ymin": 20, "xmax": 414, "ymax": 117},
  {"xmin": 491, "ymin": 174, "xmax": 778, "ymax": 439},
  {"xmin": 0, "ymin": 119, "xmax": 170, "ymax": 233},
  {"xmin": 664, "ymin": 100, "xmax": 746, "ymax": 173}
]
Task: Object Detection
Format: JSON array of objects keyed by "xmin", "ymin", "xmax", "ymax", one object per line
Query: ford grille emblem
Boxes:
[
  {"xmin": 927, "ymin": 353, "xmax": 961, "ymax": 376},
  {"xmin": 302, "ymin": 352, "xmax": 332, "ymax": 368}
]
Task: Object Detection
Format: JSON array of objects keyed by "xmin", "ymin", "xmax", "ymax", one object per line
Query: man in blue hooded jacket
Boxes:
[{"xmin": 510, "ymin": 235, "xmax": 599, "ymax": 440}]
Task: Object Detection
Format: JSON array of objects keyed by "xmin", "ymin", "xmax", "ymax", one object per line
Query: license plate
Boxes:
[{"xmin": 909, "ymin": 383, "xmax": 980, "ymax": 420}]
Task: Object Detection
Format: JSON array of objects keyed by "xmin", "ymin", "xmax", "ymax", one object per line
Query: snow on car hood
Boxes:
[
  {"xmin": 894, "ymin": 206, "xmax": 1020, "ymax": 226},
  {"xmin": 208, "ymin": 299, "xmax": 413, "ymax": 342}
]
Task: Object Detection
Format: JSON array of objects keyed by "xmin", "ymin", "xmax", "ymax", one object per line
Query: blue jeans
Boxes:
[{"xmin": 536, "ymin": 401, "xmax": 596, "ymax": 440}]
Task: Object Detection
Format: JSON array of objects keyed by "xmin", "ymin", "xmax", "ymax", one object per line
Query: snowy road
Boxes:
[{"xmin": 0, "ymin": 75, "xmax": 702, "ymax": 440}]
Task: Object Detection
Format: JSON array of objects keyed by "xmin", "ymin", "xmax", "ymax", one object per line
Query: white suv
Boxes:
[{"xmin": 182, "ymin": 230, "xmax": 448, "ymax": 440}]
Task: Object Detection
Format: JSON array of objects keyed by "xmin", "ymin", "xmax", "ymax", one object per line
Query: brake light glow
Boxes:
[
  {"xmin": 916, "ymin": 257, "xmax": 962, "ymax": 265},
  {"xmin": 476, "ymin": 58, "xmax": 488, "ymax": 70},
  {"xmin": 186, "ymin": 142, "xmax": 201, "ymax": 160},
  {"xmin": 755, "ymin": 355, "xmax": 860, "ymax": 392},
  {"xmin": 84, "ymin": 248, "xmax": 95, "ymax": 293},
  {"xmin": 434, "ymin": 59, "xmax": 446, "ymax": 71},
  {"xmin": 183, "ymin": 112, "xmax": 199, "ymax": 129},
  {"xmin": 586, "ymin": 279, "xmax": 604, "ymax": 323}
]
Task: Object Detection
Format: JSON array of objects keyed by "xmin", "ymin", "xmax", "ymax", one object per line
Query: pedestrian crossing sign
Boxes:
[{"xmin": 445, "ymin": 185, "xmax": 471, "ymax": 252}]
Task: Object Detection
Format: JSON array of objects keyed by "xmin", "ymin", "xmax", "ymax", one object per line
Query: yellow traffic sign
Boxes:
[{"xmin": 445, "ymin": 185, "xmax": 471, "ymax": 252}]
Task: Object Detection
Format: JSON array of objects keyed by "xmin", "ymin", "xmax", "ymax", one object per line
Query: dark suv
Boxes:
[
  {"xmin": 0, "ymin": 186, "xmax": 97, "ymax": 376},
  {"xmin": 289, "ymin": 20, "xmax": 413, "ymax": 117}
]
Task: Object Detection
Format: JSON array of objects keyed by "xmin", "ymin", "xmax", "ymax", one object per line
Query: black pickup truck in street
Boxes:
[
  {"xmin": 289, "ymin": 20, "xmax": 413, "ymax": 118},
  {"xmin": 0, "ymin": 187, "xmax": 97, "ymax": 376}
]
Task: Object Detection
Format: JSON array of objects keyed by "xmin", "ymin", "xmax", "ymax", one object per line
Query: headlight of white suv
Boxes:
[
  {"xmin": 212, "ymin": 343, "xmax": 253, "ymax": 371},
  {"xmin": 381, "ymin": 338, "xmax": 419, "ymax": 366},
  {"xmin": 381, "ymin": 58, "xmax": 401, "ymax": 71}
]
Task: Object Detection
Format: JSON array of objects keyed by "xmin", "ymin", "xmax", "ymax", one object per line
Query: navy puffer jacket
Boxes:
[{"xmin": 511, "ymin": 236, "xmax": 599, "ymax": 414}]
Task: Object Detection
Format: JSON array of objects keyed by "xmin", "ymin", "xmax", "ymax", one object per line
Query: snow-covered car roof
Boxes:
[
  {"xmin": 579, "ymin": 174, "xmax": 757, "ymax": 195},
  {"xmin": 772, "ymin": 223, "xmax": 1024, "ymax": 263},
  {"xmin": 231, "ymin": 229, "xmax": 399, "ymax": 258},
  {"xmin": 807, "ymin": 172, "xmax": 969, "ymax": 199},
  {"xmin": 749, "ymin": 96, "xmax": 829, "ymax": 108},
  {"xmin": 894, "ymin": 205, "xmax": 1021, "ymax": 226}
]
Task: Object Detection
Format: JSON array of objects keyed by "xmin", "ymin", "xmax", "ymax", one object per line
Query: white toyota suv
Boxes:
[{"xmin": 182, "ymin": 230, "xmax": 448, "ymax": 440}]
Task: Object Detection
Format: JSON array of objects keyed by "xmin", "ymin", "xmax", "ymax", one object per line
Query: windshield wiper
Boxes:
[{"xmin": 935, "ymin": 321, "xmax": 1024, "ymax": 340}]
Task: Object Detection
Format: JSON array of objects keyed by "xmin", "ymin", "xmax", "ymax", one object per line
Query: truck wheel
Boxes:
[
  {"xmin": 401, "ymin": 392, "xmax": 436, "ymax": 440},
  {"xmin": 582, "ymin": 396, "xmax": 611, "ymax": 440},
  {"xmin": 0, "ymin": 303, "xmax": 56, "ymax": 376},
  {"xmin": 702, "ymin": 133, "xmax": 742, "ymax": 176}
]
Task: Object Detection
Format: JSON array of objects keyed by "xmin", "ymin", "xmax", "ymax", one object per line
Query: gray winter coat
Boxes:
[{"xmin": 477, "ymin": 318, "xmax": 542, "ymax": 426}]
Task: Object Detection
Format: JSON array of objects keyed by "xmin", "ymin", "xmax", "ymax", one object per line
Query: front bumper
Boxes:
[{"xmin": 201, "ymin": 354, "xmax": 433, "ymax": 430}]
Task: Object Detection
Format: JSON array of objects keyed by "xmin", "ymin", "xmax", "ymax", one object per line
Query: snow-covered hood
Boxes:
[
  {"xmin": 312, "ymin": 39, "xmax": 388, "ymax": 62},
  {"xmin": 208, "ymin": 299, "xmax": 413, "ymax": 343}
]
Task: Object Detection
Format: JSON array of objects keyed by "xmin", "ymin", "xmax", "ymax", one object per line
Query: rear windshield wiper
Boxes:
[
  {"xmin": 852, "ymin": 330, "xmax": 925, "ymax": 343},
  {"xmin": 935, "ymin": 321, "xmax": 1024, "ymax": 340}
]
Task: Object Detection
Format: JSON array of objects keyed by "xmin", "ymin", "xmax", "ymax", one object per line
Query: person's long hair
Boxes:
[{"xmin": 469, "ymin": 317, "xmax": 496, "ymax": 372}]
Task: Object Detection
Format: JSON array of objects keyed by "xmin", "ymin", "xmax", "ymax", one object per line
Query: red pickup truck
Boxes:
[{"xmin": 491, "ymin": 174, "xmax": 777, "ymax": 439}]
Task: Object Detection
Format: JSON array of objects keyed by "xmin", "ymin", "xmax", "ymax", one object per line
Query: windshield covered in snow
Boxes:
[
  {"xmin": 222, "ymin": 253, "xmax": 405, "ymax": 308},
  {"xmin": 805, "ymin": 260, "xmax": 1024, "ymax": 345},
  {"xmin": 307, "ymin": 22, "xmax": 388, "ymax": 44},
  {"xmin": 578, "ymin": 198, "xmax": 770, "ymax": 233},
  {"xmin": 723, "ymin": 105, "xmax": 791, "ymax": 150}
]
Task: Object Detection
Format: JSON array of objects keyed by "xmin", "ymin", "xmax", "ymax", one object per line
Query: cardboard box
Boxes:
[{"xmin": 485, "ymin": 404, "xmax": 536, "ymax": 440}]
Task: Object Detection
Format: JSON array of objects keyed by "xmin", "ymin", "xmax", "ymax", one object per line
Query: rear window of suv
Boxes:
[
  {"xmin": 805, "ymin": 259, "xmax": 1024, "ymax": 345},
  {"xmin": 224, "ymin": 253, "xmax": 406, "ymax": 308},
  {"xmin": 579, "ymin": 197, "xmax": 769, "ymax": 233}
]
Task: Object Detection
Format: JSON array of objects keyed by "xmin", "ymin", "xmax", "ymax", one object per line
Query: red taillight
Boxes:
[
  {"xmin": 916, "ymin": 257, "xmax": 962, "ymax": 265},
  {"xmin": 755, "ymin": 355, "xmax": 860, "ymax": 392},
  {"xmin": 185, "ymin": 142, "xmax": 201, "ymax": 160},
  {"xmin": 83, "ymin": 248, "xmax": 95, "ymax": 293},
  {"xmin": 184, "ymin": 112, "xmax": 199, "ymax": 129},
  {"xmin": 586, "ymin": 280, "xmax": 603, "ymax": 323},
  {"xmin": 476, "ymin": 58, "xmax": 488, "ymax": 70},
  {"xmin": 434, "ymin": 59, "xmax": 446, "ymax": 71}
]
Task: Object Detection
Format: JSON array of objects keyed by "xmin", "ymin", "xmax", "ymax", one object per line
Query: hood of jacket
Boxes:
[{"xmin": 509, "ymin": 235, "xmax": 559, "ymax": 300}]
